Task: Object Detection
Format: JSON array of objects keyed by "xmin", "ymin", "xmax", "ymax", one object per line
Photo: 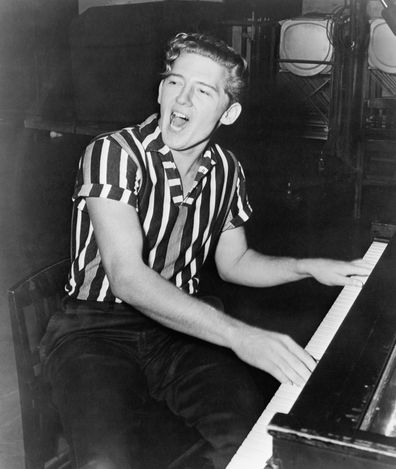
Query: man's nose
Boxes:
[{"xmin": 176, "ymin": 85, "xmax": 193, "ymax": 105}]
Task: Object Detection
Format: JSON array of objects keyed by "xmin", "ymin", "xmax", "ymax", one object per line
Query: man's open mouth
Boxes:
[{"xmin": 170, "ymin": 111, "xmax": 189, "ymax": 129}]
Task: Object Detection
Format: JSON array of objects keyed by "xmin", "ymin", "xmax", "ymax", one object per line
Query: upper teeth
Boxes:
[{"xmin": 172, "ymin": 111, "xmax": 188, "ymax": 120}]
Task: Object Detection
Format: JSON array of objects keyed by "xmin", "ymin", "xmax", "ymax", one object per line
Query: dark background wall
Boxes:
[{"xmin": 0, "ymin": 0, "xmax": 302, "ymax": 126}]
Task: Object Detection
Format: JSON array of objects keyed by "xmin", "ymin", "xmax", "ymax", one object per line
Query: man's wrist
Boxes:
[
  {"xmin": 295, "ymin": 258, "xmax": 313, "ymax": 279},
  {"xmin": 222, "ymin": 316, "xmax": 246, "ymax": 349}
]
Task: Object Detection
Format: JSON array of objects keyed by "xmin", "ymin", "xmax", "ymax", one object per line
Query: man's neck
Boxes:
[
  {"xmin": 171, "ymin": 147, "xmax": 206, "ymax": 197},
  {"xmin": 173, "ymin": 151, "xmax": 202, "ymax": 179},
  {"xmin": 171, "ymin": 142, "xmax": 207, "ymax": 177}
]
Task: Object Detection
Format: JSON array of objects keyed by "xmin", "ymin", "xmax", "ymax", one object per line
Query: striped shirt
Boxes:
[{"xmin": 66, "ymin": 114, "xmax": 252, "ymax": 302}]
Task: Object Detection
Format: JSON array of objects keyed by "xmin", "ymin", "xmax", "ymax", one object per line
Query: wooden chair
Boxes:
[
  {"xmin": 8, "ymin": 259, "xmax": 205, "ymax": 469},
  {"xmin": 8, "ymin": 259, "xmax": 71, "ymax": 469}
]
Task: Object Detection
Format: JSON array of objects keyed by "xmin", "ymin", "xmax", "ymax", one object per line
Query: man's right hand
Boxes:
[{"xmin": 231, "ymin": 326, "xmax": 317, "ymax": 387}]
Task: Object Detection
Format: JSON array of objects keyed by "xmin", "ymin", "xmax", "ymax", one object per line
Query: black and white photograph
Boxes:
[{"xmin": 1, "ymin": 0, "xmax": 396, "ymax": 468}]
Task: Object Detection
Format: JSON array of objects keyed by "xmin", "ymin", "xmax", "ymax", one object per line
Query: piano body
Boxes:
[
  {"xmin": 268, "ymin": 233, "xmax": 396, "ymax": 469},
  {"xmin": 228, "ymin": 229, "xmax": 396, "ymax": 469}
]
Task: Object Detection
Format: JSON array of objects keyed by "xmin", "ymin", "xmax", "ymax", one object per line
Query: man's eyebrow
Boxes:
[
  {"xmin": 164, "ymin": 72, "xmax": 182, "ymax": 79},
  {"xmin": 196, "ymin": 81, "xmax": 219, "ymax": 93},
  {"xmin": 165, "ymin": 72, "xmax": 219, "ymax": 92}
]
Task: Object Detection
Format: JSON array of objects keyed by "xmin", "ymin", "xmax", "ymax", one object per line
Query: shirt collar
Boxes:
[{"xmin": 139, "ymin": 114, "xmax": 170, "ymax": 155}]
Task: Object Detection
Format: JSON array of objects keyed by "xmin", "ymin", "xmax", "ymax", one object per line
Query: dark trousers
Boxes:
[{"xmin": 40, "ymin": 299, "xmax": 264, "ymax": 469}]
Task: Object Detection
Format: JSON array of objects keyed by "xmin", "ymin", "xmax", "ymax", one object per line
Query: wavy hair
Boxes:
[{"xmin": 162, "ymin": 32, "xmax": 248, "ymax": 104}]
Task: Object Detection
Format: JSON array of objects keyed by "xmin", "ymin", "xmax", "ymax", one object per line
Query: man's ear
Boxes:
[
  {"xmin": 220, "ymin": 102, "xmax": 242, "ymax": 126},
  {"xmin": 157, "ymin": 80, "xmax": 164, "ymax": 104}
]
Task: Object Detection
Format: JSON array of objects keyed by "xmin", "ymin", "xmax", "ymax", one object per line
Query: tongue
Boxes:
[{"xmin": 171, "ymin": 116, "xmax": 187, "ymax": 129}]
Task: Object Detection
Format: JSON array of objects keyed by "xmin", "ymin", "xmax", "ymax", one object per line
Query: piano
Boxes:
[{"xmin": 227, "ymin": 231, "xmax": 396, "ymax": 469}]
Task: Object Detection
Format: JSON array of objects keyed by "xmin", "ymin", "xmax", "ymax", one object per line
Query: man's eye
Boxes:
[
  {"xmin": 199, "ymin": 88, "xmax": 210, "ymax": 95},
  {"xmin": 166, "ymin": 78, "xmax": 178, "ymax": 86}
]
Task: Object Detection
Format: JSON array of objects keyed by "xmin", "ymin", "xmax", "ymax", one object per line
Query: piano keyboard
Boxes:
[{"xmin": 226, "ymin": 240, "xmax": 388, "ymax": 469}]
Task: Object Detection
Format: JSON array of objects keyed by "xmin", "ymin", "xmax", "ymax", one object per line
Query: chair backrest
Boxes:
[{"xmin": 8, "ymin": 259, "xmax": 70, "ymax": 469}]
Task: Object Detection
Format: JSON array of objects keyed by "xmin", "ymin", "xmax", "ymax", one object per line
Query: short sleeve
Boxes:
[
  {"xmin": 222, "ymin": 161, "xmax": 253, "ymax": 231},
  {"xmin": 73, "ymin": 135, "xmax": 141, "ymax": 209}
]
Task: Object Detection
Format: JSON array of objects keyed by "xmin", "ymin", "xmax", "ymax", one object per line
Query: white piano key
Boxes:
[
  {"xmin": 265, "ymin": 401, "xmax": 296, "ymax": 414},
  {"xmin": 226, "ymin": 239, "xmax": 388, "ymax": 469}
]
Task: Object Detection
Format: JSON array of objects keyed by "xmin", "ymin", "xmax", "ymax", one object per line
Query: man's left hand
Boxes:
[{"xmin": 299, "ymin": 258, "xmax": 372, "ymax": 287}]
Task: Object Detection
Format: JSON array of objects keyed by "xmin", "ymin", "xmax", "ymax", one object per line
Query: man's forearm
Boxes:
[
  {"xmin": 219, "ymin": 248, "xmax": 310, "ymax": 287},
  {"xmin": 219, "ymin": 249, "xmax": 370, "ymax": 288}
]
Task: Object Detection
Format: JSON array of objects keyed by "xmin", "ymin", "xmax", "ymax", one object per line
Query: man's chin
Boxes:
[{"xmin": 162, "ymin": 127, "xmax": 212, "ymax": 154}]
